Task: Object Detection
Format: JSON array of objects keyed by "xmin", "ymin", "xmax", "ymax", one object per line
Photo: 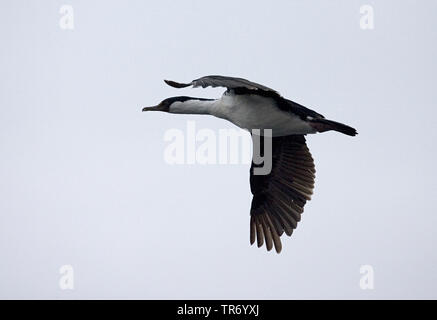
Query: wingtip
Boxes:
[{"xmin": 164, "ymin": 79, "xmax": 191, "ymax": 88}]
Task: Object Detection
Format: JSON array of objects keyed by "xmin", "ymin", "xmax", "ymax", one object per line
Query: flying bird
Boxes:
[{"xmin": 143, "ymin": 75, "xmax": 357, "ymax": 253}]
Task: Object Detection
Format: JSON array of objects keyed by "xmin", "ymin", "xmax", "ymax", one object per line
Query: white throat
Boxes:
[{"xmin": 169, "ymin": 99, "xmax": 217, "ymax": 115}]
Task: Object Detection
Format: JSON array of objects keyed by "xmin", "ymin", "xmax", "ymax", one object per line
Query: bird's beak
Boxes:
[
  {"xmin": 142, "ymin": 102, "xmax": 169, "ymax": 112},
  {"xmin": 142, "ymin": 105, "xmax": 160, "ymax": 112}
]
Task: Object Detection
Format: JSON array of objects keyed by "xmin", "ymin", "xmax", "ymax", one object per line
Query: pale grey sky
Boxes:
[{"xmin": 0, "ymin": 0, "xmax": 436, "ymax": 299}]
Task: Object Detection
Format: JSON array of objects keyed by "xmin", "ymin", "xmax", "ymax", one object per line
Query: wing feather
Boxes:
[
  {"xmin": 165, "ymin": 75, "xmax": 278, "ymax": 94},
  {"xmin": 249, "ymin": 135, "xmax": 315, "ymax": 253}
]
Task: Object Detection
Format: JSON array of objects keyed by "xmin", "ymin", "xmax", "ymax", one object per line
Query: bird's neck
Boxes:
[{"xmin": 169, "ymin": 98, "xmax": 217, "ymax": 115}]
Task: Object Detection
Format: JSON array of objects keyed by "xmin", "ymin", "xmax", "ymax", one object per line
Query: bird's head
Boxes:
[
  {"xmin": 142, "ymin": 96, "xmax": 187, "ymax": 113},
  {"xmin": 142, "ymin": 96, "xmax": 214, "ymax": 114}
]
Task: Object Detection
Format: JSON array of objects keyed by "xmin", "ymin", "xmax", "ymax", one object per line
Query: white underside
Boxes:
[{"xmin": 211, "ymin": 92, "xmax": 315, "ymax": 137}]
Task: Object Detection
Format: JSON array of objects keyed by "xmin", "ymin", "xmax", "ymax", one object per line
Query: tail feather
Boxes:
[{"xmin": 310, "ymin": 119, "xmax": 357, "ymax": 136}]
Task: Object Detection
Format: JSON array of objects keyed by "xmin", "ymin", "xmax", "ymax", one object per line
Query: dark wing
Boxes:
[
  {"xmin": 249, "ymin": 135, "xmax": 315, "ymax": 253},
  {"xmin": 164, "ymin": 75, "xmax": 279, "ymax": 94},
  {"xmin": 278, "ymin": 98, "xmax": 325, "ymax": 120}
]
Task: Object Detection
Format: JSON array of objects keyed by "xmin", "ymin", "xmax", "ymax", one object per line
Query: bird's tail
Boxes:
[{"xmin": 309, "ymin": 119, "xmax": 357, "ymax": 136}]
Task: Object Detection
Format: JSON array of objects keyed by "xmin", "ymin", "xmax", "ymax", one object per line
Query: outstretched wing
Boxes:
[
  {"xmin": 164, "ymin": 75, "xmax": 326, "ymax": 119},
  {"xmin": 164, "ymin": 75, "xmax": 279, "ymax": 94},
  {"xmin": 249, "ymin": 135, "xmax": 315, "ymax": 253}
]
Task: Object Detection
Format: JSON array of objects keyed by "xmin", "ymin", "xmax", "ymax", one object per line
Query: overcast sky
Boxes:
[{"xmin": 0, "ymin": 0, "xmax": 436, "ymax": 299}]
